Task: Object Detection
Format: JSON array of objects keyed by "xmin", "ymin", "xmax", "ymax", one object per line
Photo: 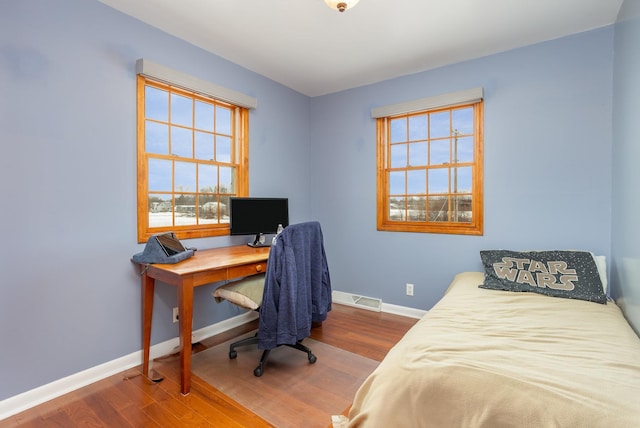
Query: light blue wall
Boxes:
[
  {"xmin": 0, "ymin": 0, "xmax": 631, "ymax": 404},
  {"xmin": 612, "ymin": 0, "xmax": 640, "ymax": 334},
  {"xmin": 0, "ymin": 0, "xmax": 311, "ymax": 400},
  {"xmin": 311, "ymin": 28, "xmax": 614, "ymax": 310}
]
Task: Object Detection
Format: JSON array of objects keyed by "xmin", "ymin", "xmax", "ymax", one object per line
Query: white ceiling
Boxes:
[{"xmin": 99, "ymin": 0, "xmax": 623, "ymax": 97}]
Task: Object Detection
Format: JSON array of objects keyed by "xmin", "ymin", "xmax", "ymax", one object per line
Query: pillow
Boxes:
[
  {"xmin": 479, "ymin": 250, "xmax": 607, "ymax": 304},
  {"xmin": 212, "ymin": 274, "xmax": 266, "ymax": 310}
]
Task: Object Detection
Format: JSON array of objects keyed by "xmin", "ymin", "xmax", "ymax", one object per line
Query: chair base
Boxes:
[{"xmin": 229, "ymin": 333, "xmax": 317, "ymax": 377}]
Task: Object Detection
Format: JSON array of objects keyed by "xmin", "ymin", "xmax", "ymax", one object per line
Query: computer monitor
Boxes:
[{"xmin": 229, "ymin": 197, "xmax": 289, "ymax": 247}]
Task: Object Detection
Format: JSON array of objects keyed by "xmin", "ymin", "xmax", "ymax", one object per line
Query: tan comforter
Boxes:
[{"xmin": 348, "ymin": 272, "xmax": 640, "ymax": 427}]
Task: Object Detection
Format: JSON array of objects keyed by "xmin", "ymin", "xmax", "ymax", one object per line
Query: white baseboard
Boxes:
[
  {"xmin": 0, "ymin": 310, "xmax": 258, "ymax": 421},
  {"xmin": 380, "ymin": 302, "xmax": 427, "ymax": 319}
]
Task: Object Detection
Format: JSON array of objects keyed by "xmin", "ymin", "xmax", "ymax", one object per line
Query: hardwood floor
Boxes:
[{"xmin": 4, "ymin": 304, "xmax": 418, "ymax": 427}]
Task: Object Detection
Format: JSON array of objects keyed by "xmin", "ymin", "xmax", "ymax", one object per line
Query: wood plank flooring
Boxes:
[{"xmin": 4, "ymin": 304, "xmax": 418, "ymax": 427}]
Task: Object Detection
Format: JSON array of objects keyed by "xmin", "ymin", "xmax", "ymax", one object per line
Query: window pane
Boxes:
[
  {"xmin": 216, "ymin": 135, "xmax": 232, "ymax": 163},
  {"xmin": 145, "ymin": 121, "xmax": 169, "ymax": 155},
  {"xmin": 390, "ymin": 144, "xmax": 407, "ymax": 168},
  {"xmin": 389, "ymin": 171, "xmax": 405, "ymax": 195},
  {"xmin": 428, "ymin": 196, "xmax": 449, "ymax": 222},
  {"xmin": 408, "ymin": 115, "xmax": 427, "ymax": 141},
  {"xmin": 453, "ymin": 195, "xmax": 473, "ymax": 223},
  {"xmin": 428, "ymin": 168, "xmax": 448, "ymax": 194},
  {"xmin": 175, "ymin": 193, "xmax": 197, "ymax": 225},
  {"xmin": 195, "ymin": 101, "xmax": 214, "ymax": 131},
  {"xmin": 199, "ymin": 197, "xmax": 224, "ymax": 224},
  {"xmin": 171, "ymin": 126, "xmax": 192, "ymax": 158},
  {"xmin": 219, "ymin": 195, "xmax": 231, "ymax": 224},
  {"xmin": 451, "ymin": 166, "xmax": 472, "ymax": 193},
  {"xmin": 216, "ymin": 106, "xmax": 232, "ymax": 135},
  {"xmin": 430, "ymin": 139, "xmax": 449, "ymax": 165},
  {"xmin": 452, "ymin": 107, "xmax": 473, "ymax": 135},
  {"xmin": 430, "ymin": 111, "xmax": 450, "ymax": 139},
  {"xmin": 407, "ymin": 196, "xmax": 426, "ymax": 221},
  {"xmin": 171, "ymin": 94, "xmax": 192, "ymax": 127},
  {"xmin": 389, "ymin": 197, "xmax": 406, "ymax": 220},
  {"xmin": 390, "ymin": 118, "xmax": 407, "ymax": 143},
  {"xmin": 219, "ymin": 166, "xmax": 234, "ymax": 193},
  {"xmin": 174, "ymin": 161, "xmax": 196, "ymax": 192},
  {"xmin": 198, "ymin": 164, "xmax": 217, "ymax": 192},
  {"xmin": 148, "ymin": 158, "xmax": 172, "ymax": 191},
  {"xmin": 194, "ymin": 131, "xmax": 214, "ymax": 160},
  {"xmin": 454, "ymin": 136, "xmax": 474, "ymax": 163},
  {"xmin": 407, "ymin": 169, "xmax": 426, "ymax": 194},
  {"xmin": 408, "ymin": 142, "xmax": 427, "ymax": 166},
  {"xmin": 148, "ymin": 194, "xmax": 173, "ymax": 227},
  {"xmin": 145, "ymin": 87, "xmax": 168, "ymax": 122}
]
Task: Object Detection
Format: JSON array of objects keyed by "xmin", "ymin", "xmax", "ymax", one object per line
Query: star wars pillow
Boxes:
[{"xmin": 479, "ymin": 250, "xmax": 606, "ymax": 304}]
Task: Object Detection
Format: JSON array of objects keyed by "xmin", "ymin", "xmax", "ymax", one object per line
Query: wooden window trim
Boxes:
[
  {"xmin": 136, "ymin": 75, "xmax": 249, "ymax": 243},
  {"xmin": 376, "ymin": 101, "xmax": 483, "ymax": 235}
]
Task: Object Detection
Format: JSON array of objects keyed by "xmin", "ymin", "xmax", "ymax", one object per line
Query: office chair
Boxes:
[{"xmin": 212, "ymin": 221, "xmax": 332, "ymax": 377}]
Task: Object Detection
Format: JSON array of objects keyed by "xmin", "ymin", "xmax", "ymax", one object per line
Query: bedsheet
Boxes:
[{"xmin": 348, "ymin": 272, "xmax": 640, "ymax": 427}]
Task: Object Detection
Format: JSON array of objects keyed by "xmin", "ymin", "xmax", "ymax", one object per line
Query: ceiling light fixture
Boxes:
[{"xmin": 324, "ymin": 0, "xmax": 360, "ymax": 13}]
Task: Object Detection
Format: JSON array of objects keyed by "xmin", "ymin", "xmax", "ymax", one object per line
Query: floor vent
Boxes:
[{"xmin": 332, "ymin": 291, "xmax": 382, "ymax": 312}]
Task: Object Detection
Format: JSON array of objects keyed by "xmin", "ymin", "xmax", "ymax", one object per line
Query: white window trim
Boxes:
[
  {"xmin": 135, "ymin": 58, "xmax": 257, "ymax": 109},
  {"xmin": 371, "ymin": 87, "xmax": 483, "ymax": 118}
]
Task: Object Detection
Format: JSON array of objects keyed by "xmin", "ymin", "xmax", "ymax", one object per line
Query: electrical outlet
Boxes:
[
  {"xmin": 406, "ymin": 283, "xmax": 414, "ymax": 296},
  {"xmin": 172, "ymin": 307, "xmax": 179, "ymax": 323}
]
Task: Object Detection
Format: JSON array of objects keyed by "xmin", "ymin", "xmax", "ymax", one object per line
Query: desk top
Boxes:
[{"xmin": 146, "ymin": 244, "xmax": 271, "ymax": 277}]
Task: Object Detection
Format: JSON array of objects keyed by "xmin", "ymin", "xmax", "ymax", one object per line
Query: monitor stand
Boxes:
[{"xmin": 247, "ymin": 233, "xmax": 271, "ymax": 248}]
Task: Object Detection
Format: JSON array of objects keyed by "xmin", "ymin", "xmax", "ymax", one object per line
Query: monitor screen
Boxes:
[{"xmin": 229, "ymin": 197, "xmax": 289, "ymax": 244}]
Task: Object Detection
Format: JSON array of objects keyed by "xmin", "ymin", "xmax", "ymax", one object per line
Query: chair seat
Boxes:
[{"xmin": 212, "ymin": 273, "xmax": 265, "ymax": 310}]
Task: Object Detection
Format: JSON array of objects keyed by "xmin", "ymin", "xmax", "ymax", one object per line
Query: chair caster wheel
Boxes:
[
  {"xmin": 229, "ymin": 350, "xmax": 237, "ymax": 359},
  {"xmin": 254, "ymin": 366, "xmax": 263, "ymax": 377},
  {"xmin": 308, "ymin": 353, "xmax": 317, "ymax": 364}
]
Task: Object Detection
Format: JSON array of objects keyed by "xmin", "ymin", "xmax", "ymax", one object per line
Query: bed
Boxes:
[{"xmin": 348, "ymin": 251, "xmax": 640, "ymax": 427}]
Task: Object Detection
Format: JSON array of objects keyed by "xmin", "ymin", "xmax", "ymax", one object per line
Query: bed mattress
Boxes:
[{"xmin": 348, "ymin": 272, "xmax": 640, "ymax": 427}]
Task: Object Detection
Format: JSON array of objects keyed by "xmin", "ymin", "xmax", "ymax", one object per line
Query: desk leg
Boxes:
[
  {"xmin": 141, "ymin": 271, "xmax": 154, "ymax": 377},
  {"xmin": 177, "ymin": 279, "xmax": 194, "ymax": 395},
  {"xmin": 141, "ymin": 271, "xmax": 163, "ymax": 382}
]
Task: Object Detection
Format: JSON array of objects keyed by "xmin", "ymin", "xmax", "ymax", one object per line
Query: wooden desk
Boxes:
[{"xmin": 140, "ymin": 245, "xmax": 270, "ymax": 395}]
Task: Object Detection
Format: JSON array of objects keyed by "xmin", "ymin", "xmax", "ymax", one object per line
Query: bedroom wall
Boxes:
[
  {"xmin": 310, "ymin": 27, "xmax": 614, "ymax": 311},
  {"xmin": 0, "ymin": 0, "xmax": 311, "ymax": 401},
  {"xmin": 612, "ymin": 0, "xmax": 640, "ymax": 334}
]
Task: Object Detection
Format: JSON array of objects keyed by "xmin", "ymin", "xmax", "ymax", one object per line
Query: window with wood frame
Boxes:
[
  {"xmin": 136, "ymin": 74, "xmax": 250, "ymax": 242},
  {"xmin": 375, "ymin": 90, "xmax": 483, "ymax": 235}
]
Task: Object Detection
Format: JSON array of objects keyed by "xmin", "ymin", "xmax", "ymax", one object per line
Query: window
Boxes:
[
  {"xmin": 136, "ymin": 75, "xmax": 249, "ymax": 242},
  {"xmin": 375, "ymin": 93, "xmax": 483, "ymax": 235}
]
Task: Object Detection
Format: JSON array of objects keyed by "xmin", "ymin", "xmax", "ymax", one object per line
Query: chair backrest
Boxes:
[{"xmin": 257, "ymin": 221, "xmax": 332, "ymax": 349}]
